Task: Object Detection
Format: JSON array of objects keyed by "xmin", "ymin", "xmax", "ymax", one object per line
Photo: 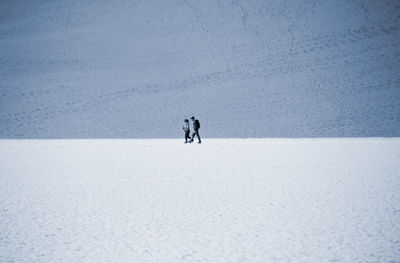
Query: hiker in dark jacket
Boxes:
[
  {"xmin": 182, "ymin": 119, "xmax": 191, "ymax": 143},
  {"xmin": 190, "ymin": 116, "xmax": 201, "ymax": 143}
]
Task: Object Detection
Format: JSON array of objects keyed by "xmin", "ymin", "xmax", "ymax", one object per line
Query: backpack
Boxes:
[{"xmin": 195, "ymin": 119, "xmax": 200, "ymax": 129}]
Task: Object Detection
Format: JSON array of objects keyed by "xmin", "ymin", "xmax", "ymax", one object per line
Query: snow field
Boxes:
[
  {"xmin": 1, "ymin": 0, "xmax": 399, "ymax": 138},
  {"xmin": 1, "ymin": 139, "xmax": 400, "ymax": 262}
]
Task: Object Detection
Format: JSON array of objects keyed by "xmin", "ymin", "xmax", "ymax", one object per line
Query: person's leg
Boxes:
[
  {"xmin": 196, "ymin": 130, "xmax": 201, "ymax": 143},
  {"xmin": 193, "ymin": 130, "xmax": 200, "ymax": 143},
  {"xmin": 185, "ymin": 131, "xmax": 190, "ymax": 143}
]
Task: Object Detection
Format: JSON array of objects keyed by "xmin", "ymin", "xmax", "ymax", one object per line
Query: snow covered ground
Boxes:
[
  {"xmin": 1, "ymin": 0, "xmax": 399, "ymax": 138},
  {"xmin": 1, "ymin": 138, "xmax": 399, "ymax": 262}
]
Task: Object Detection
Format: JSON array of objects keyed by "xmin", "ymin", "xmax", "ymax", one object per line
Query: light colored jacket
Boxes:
[{"xmin": 182, "ymin": 122, "xmax": 190, "ymax": 132}]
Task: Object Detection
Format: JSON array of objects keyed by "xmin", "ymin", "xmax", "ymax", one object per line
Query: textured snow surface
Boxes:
[
  {"xmin": 1, "ymin": 139, "xmax": 399, "ymax": 262},
  {"xmin": 1, "ymin": 0, "xmax": 400, "ymax": 138}
]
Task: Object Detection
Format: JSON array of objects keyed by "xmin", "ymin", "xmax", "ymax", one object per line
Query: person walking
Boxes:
[
  {"xmin": 190, "ymin": 116, "xmax": 201, "ymax": 144},
  {"xmin": 182, "ymin": 119, "xmax": 191, "ymax": 143}
]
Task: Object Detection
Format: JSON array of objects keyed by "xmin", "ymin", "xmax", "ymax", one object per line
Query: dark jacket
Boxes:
[{"xmin": 193, "ymin": 119, "xmax": 200, "ymax": 130}]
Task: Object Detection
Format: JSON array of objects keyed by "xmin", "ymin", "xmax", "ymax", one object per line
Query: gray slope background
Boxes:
[{"xmin": 0, "ymin": 0, "xmax": 399, "ymax": 138}]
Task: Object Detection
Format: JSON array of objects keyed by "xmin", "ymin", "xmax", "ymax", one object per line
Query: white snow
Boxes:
[
  {"xmin": 1, "ymin": 0, "xmax": 399, "ymax": 138},
  {"xmin": 1, "ymin": 138, "xmax": 399, "ymax": 262}
]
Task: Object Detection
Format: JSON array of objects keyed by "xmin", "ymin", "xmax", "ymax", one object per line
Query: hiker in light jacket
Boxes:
[{"xmin": 182, "ymin": 119, "xmax": 191, "ymax": 143}]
